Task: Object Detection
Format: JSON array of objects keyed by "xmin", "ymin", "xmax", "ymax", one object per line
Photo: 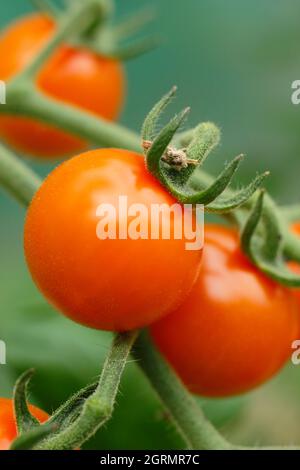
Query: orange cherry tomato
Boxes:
[
  {"xmin": 24, "ymin": 148, "xmax": 203, "ymax": 331},
  {"xmin": 150, "ymin": 224, "xmax": 299, "ymax": 397},
  {"xmin": 0, "ymin": 398, "xmax": 48, "ymax": 450},
  {"xmin": 0, "ymin": 14, "xmax": 124, "ymax": 158}
]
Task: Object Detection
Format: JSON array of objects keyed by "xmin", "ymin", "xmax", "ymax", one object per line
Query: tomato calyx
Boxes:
[
  {"xmin": 141, "ymin": 87, "xmax": 269, "ymax": 210},
  {"xmin": 239, "ymin": 190, "xmax": 300, "ymax": 286},
  {"xmin": 141, "ymin": 90, "xmax": 300, "ymax": 288},
  {"xmin": 30, "ymin": 0, "xmax": 158, "ymax": 62},
  {"xmin": 9, "ymin": 332, "xmax": 137, "ymax": 450}
]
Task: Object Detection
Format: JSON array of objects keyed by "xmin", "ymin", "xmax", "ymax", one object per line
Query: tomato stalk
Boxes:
[
  {"xmin": 11, "ymin": 332, "xmax": 138, "ymax": 450},
  {"xmin": 0, "ymin": 142, "xmax": 40, "ymax": 206},
  {"xmin": 5, "ymin": 85, "xmax": 141, "ymax": 151},
  {"xmin": 37, "ymin": 331, "xmax": 137, "ymax": 450},
  {"xmin": 133, "ymin": 332, "xmax": 232, "ymax": 450}
]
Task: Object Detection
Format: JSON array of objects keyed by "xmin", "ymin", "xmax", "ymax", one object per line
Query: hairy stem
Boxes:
[
  {"xmin": 133, "ymin": 331, "xmax": 231, "ymax": 450},
  {"xmin": 38, "ymin": 331, "xmax": 138, "ymax": 450}
]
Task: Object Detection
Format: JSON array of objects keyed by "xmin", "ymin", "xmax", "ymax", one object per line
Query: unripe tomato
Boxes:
[
  {"xmin": 150, "ymin": 224, "xmax": 299, "ymax": 397},
  {"xmin": 0, "ymin": 14, "xmax": 124, "ymax": 158},
  {"xmin": 24, "ymin": 149, "xmax": 203, "ymax": 331},
  {"xmin": 0, "ymin": 398, "xmax": 48, "ymax": 450}
]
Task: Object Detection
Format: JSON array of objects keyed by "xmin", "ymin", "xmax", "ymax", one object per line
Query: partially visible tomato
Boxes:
[
  {"xmin": 288, "ymin": 222, "xmax": 300, "ymax": 305},
  {"xmin": 0, "ymin": 14, "xmax": 124, "ymax": 158},
  {"xmin": 150, "ymin": 224, "xmax": 299, "ymax": 397},
  {"xmin": 24, "ymin": 148, "xmax": 203, "ymax": 331},
  {"xmin": 0, "ymin": 398, "xmax": 48, "ymax": 450}
]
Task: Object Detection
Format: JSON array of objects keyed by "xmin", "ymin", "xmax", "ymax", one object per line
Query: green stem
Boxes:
[
  {"xmin": 12, "ymin": 1, "xmax": 102, "ymax": 83},
  {"xmin": 133, "ymin": 331, "xmax": 231, "ymax": 450},
  {"xmin": 4, "ymin": 87, "xmax": 141, "ymax": 152},
  {"xmin": 0, "ymin": 143, "xmax": 40, "ymax": 205},
  {"xmin": 38, "ymin": 331, "xmax": 138, "ymax": 450}
]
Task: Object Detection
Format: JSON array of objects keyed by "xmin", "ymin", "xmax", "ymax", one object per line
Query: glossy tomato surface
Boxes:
[
  {"xmin": 0, "ymin": 398, "xmax": 48, "ymax": 450},
  {"xmin": 151, "ymin": 224, "xmax": 299, "ymax": 397},
  {"xmin": 24, "ymin": 149, "xmax": 203, "ymax": 331},
  {"xmin": 0, "ymin": 14, "xmax": 124, "ymax": 157}
]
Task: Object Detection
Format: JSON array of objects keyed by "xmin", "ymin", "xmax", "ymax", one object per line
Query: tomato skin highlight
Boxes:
[
  {"xmin": 24, "ymin": 148, "xmax": 203, "ymax": 331},
  {"xmin": 0, "ymin": 398, "xmax": 48, "ymax": 450},
  {"xmin": 0, "ymin": 14, "xmax": 124, "ymax": 158},
  {"xmin": 150, "ymin": 224, "xmax": 299, "ymax": 397}
]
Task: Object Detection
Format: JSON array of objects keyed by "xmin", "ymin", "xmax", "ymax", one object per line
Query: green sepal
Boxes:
[
  {"xmin": 186, "ymin": 123, "xmax": 220, "ymax": 166},
  {"xmin": 168, "ymin": 122, "xmax": 220, "ymax": 186},
  {"xmin": 162, "ymin": 155, "xmax": 243, "ymax": 204},
  {"xmin": 142, "ymin": 89, "xmax": 266, "ymax": 213},
  {"xmin": 99, "ymin": 36, "xmax": 160, "ymax": 61},
  {"xmin": 207, "ymin": 171, "xmax": 269, "ymax": 213},
  {"xmin": 13, "ymin": 369, "xmax": 40, "ymax": 434},
  {"xmin": 241, "ymin": 191, "xmax": 300, "ymax": 286},
  {"xmin": 47, "ymin": 381, "xmax": 98, "ymax": 430},
  {"xmin": 113, "ymin": 8, "xmax": 156, "ymax": 40},
  {"xmin": 146, "ymin": 108, "xmax": 190, "ymax": 179},
  {"xmin": 142, "ymin": 86, "xmax": 178, "ymax": 143}
]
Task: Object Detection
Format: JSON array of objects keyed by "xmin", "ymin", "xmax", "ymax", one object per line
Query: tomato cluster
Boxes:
[{"xmin": 24, "ymin": 149, "xmax": 300, "ymax": 396}]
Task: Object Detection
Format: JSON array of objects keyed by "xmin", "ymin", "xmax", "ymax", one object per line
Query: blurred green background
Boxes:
[{"xmin": 1, "ymin": 0, "xmax": 300, "ymax": 449}]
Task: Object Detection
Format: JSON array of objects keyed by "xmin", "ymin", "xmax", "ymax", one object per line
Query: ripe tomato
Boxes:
[
  {"xmin": 0, "ymin": 14, "xmax": 124, "ymax": 158},
  {"xmin": 150, "ymin": 224, "xmax": 299, "ymax": 397},
  {"xmin": 0, "ymin": 398, "xmax": 48, "ymax": 450},
  {"xmin": 24, "ymin": 148, "xmax": 203, "ymax": 331}
]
